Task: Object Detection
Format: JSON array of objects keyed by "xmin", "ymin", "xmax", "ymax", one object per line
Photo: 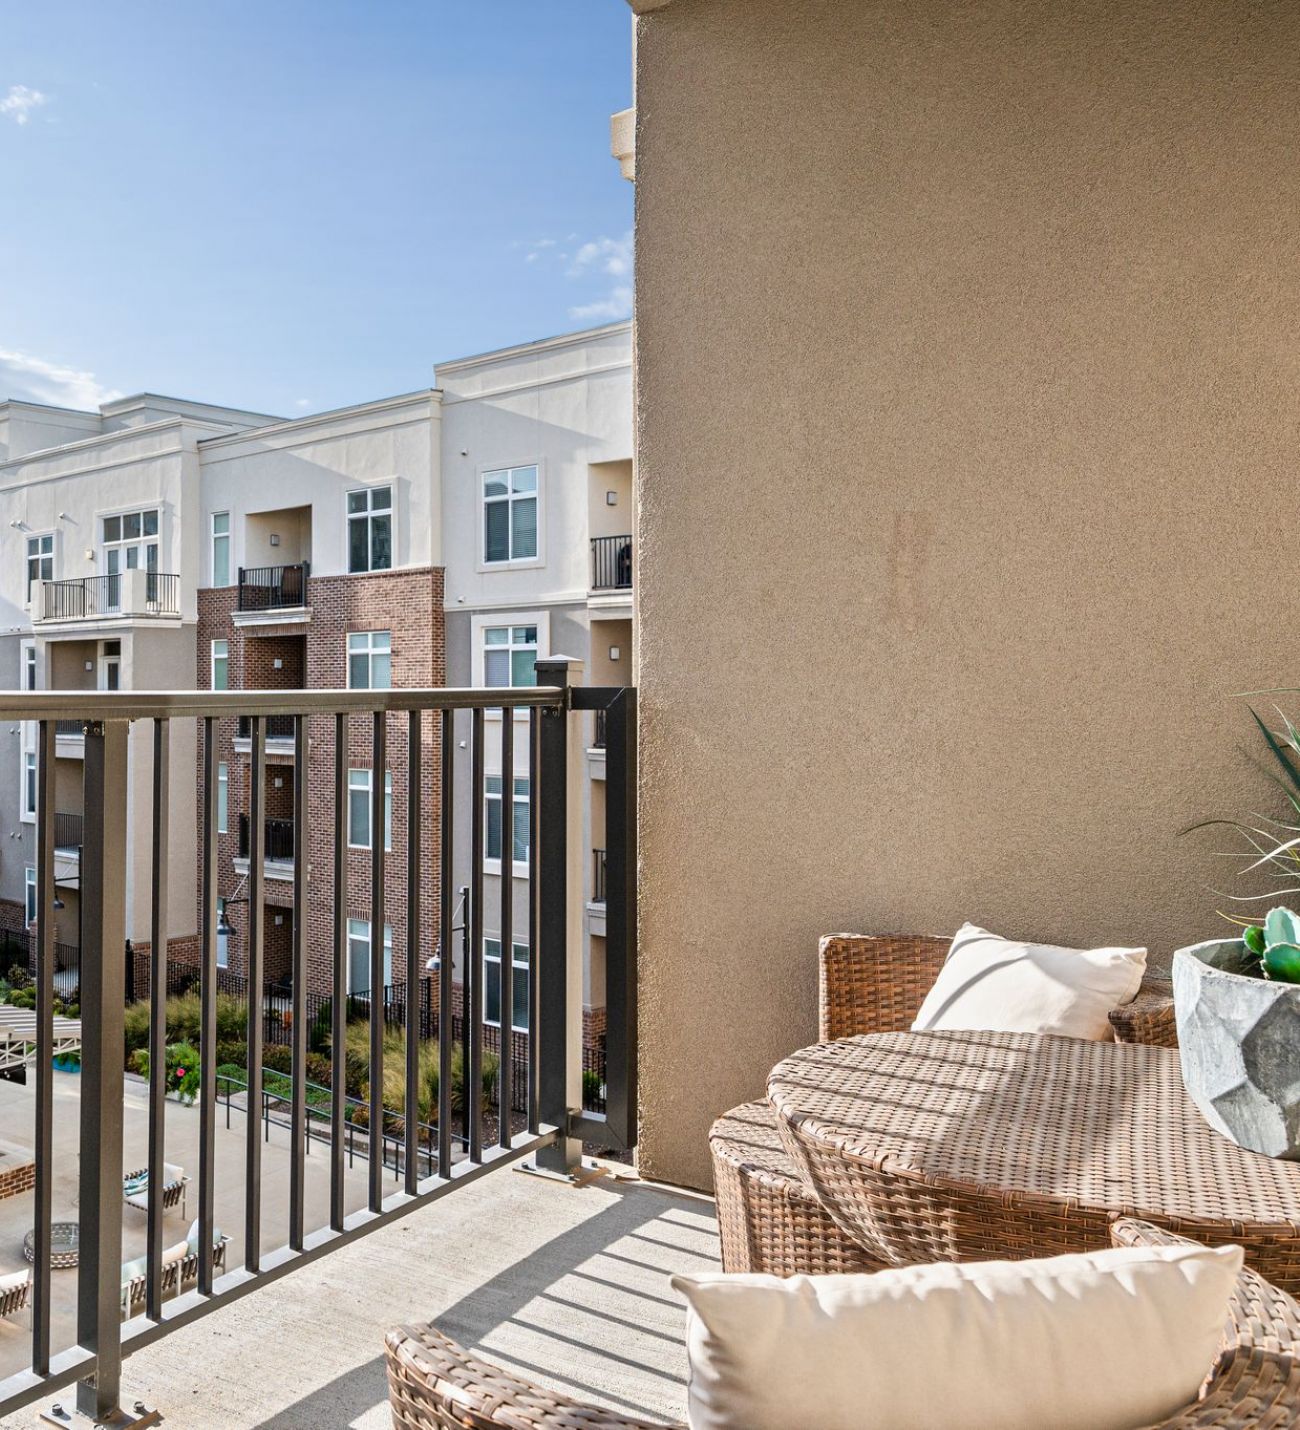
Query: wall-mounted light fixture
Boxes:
[
  {"xmin": 269, "ymin": 534, "xmax": 281, "ymax": 547},
  {"xmin": 606, "ymin": 491, "xmax": 618, "ymax": 506},
  {"xmin": 609, "ymin": 645, "xmax": 621, "ymax": 662}
]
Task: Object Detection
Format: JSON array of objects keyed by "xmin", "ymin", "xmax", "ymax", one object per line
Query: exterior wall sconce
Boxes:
[
  {"xmin": 269, "ymin": 534, "xmax": 281, "ymax": 547},
  {"xmin": 606, "ymin": 491, "xmax": 618, "ymax": 505},
  {"xmin": 609, "ymin": 645, "xmax": 621, "ymax": 661}
]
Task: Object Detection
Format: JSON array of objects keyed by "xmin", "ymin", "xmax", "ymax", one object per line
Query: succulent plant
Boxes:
[{"xmin": 1242, "ymin": 908, "xmax": 1300, "ymax": 984}]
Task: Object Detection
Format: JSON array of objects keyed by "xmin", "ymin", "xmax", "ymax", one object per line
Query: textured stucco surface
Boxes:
[{"xmin": 633, "ymin": 0, "xmax": 1300, "ymax": 1187}]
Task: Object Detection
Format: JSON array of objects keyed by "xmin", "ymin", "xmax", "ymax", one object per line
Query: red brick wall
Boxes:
[
  {"xmin": 0, "ymin": 1159, "xmax": 35, "ymax": 1202},
  {"xmin": 193, "ymin": 567, "xmax": 446, "ymax": 998}
]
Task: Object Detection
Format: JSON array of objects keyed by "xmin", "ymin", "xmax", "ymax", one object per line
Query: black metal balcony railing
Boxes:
[
  {"xmin": 590, "ymin": 535, "xmax": 633, "ymax": 591},
  {"xmin": 592, "ymin": 848, "xmax": 607, "ymax": 904},
  {"xmin": 52, "ymin": 812, "xmax": 83, "ymax": 852},
  {"xmin": 237, "ymin": 813, "xmax": 295, "ymax": 863},
  {"xmin": 54, "ymin": 719, "xmax": 84, "ymax": 739},
  {"xmin": 237, "ymin": 563, "xmax": 310, "ymax": 611},
  {"xmin": 40, "ymin": 573, "xmax": 180, "ymax": 620},
  {"xmin": 0, "ymin": 680, "xmax": 636, "ymax": 1424},
  {"xmin": 237, "ymin": 713, "xmax": 297, "ymax": 742},
  {"xmin": 592, "ymin": 708, "xmax": 607, "ymax": 749}
]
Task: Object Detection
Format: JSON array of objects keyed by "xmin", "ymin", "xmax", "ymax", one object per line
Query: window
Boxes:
[
  {"xmin": 101, "ymin": 510, "xmax": 159, "ymax": 607},
  {"xmin": 26, "ymin": 534, "xmax": 52, "ymax": 601},
  {"xmin": 347, "ymin": 631, "xmax": 391, "ymax": 690},
  {"xmin": 211, "ymin": 512, "xmax": 231, "ymax": 587},
  {"xmin": 216, "ymin": 897, "xmax": 229, "ymax": 969},
  {"xmin": 22, "ymin": 752, "xmax": 36, "ymax": 821},
  {"xmin": 24, "ymin": 868, "xmax": 36, "ymax": 927},
  {"xmin": 347, "ymin": 768, "xmax": 392, "ymax": 850},
  {"xmin": 217, "ymin": 762, "xmax": 229, "ymax": 835},
  {"xmin": 486, "ymin": 776, "xmax": 530, "ymax": 866},
  {"xmin": 211, "ymin": 639, "xmax": 229, "ymax": 691},
  {"xmin": 22, "ymin": 642, "xmax": 35, "ymax": 692},
  {"xmin": 346, "ymin": 919, "xmax": 393, "ymax": 995},
  {"xmin": 483, "ymin": 466, "xmax": 538, "ymax": 563},
  {"xmin": 483, "ymin": 625, "xmax": 538, "ymax": 690},
  {"xmin": 347, "ymin": 486, "xmax": 393, "ymax": 573},
  {"xmin": 484, "ymin": 938, "xmax": 530, "ymax": 1032}
]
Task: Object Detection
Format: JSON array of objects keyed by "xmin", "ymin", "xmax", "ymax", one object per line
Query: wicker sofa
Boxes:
[
  {"xmin": 710, "ymin": 932, "xmax": 1176, "ymax": 1276},
  {"xmin": 384, "ymin": 1219, "xmax": 1299, "ymax": 1430}
]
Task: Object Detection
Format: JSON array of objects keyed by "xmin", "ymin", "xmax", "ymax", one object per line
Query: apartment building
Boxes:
[{"xmin": 0, "ymin": 320, "xmax": 632, "ymax": 1070}]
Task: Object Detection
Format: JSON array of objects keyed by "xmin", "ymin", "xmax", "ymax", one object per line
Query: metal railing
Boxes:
[
  {"xmin": 592, "ymin": 848, "xmax": 607, "ymax": 904},
  {"xmin": 237, "ymin": 713, "xmax": 296, "ymax": 742},
  {"xmin": 592, "ymin": 708, "xmax": 607, "ymax": 749},
  {"xmin": 53, "ymin": 812, "xmax": 83, "ymax": 852},
  {"xmin": 237, "ymin": 563, "xmax": 310, "ymax": 611},
  {"xmin": 38, "ymin": 573, "xmax": 180, "ymax": 620},
  {"xmin": 590, "ymin": 535, "xmax": 633, "ymax": 591},
  {"xmin": 237, "ymin": 813, "xmax": 295, "ymax": 863},
  {"xmin": 54, "ymin": 719, "xmax": 84, "ymax": 739},
  {"xmin": 1, "ymin": 676, "xmax": 636, "ymax": 1422}
]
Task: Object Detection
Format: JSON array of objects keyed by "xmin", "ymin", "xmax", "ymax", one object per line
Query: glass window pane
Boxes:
[
  {"xmin": 123, "ymin": 512, "xmax": 142, "ymax": 540},
  {"xmin": 347, "ymin": 633, "xmax": 364, "ymax": 653},
  {"xmin": 511, "ymin": 497, "xmax": 538, "ymax": 559},
  {"xmin": 483, "ymin": 473, "xmax": 508, "ymax": 499},
  {"xmin": 486, "ymin": 797, "xmax": 502, "ymax": 861},
  {"xmin": 486, "ymin": 776, "xmax": 502, "ymax": 794},
  {"xmin": 485, "ymin": 958, "xmax": 501, "ymax": 1026},
  {"xmin": 213, "ymin": 512, "xmax": 229, "ymax": 535},
  {"xmin": 485, "ymin": 650, "xmax": 509, "ymax": 687},
  {"xmin": 512, "ymin": 965, "xmax": 530, "ymax": 1031},
  {"xmin": 143, "ymin": 509, "xmax": 159, "ymax": 537},
  {"xmin": 374, "ymin": 632, "xmax": 391, "ymax": 651},
  {"xmin": 510, "ymin": 649, "xmax": 536, "ymax": 687},
  {"xmin": 347, "ymin": 491, "xmax": 367, "ymax": 514},
  {"xmin": 371, "ymin": 649, "xmax": 391, "ymax": 689},
  {"xmin": 348, "ymin": 517, "xmax": 369, "ymax": 573},
  {"xmin": 511, "ymin": 466, "xmax": 537, "ymax": 495},
  {"xmin": 370, "ymin": 514, "xmax": 392, "ymax": 570},
  {"xmin": 484, "ymin": 501, "xmax": 509, "ymax": 562},
  {"xmin": 349, "ymin": 787, "xmax": 370, "ymax": 847},
  {"xmin": 513, "ymin": 798, "xmax": 529, "ymax": 863},
  {"xmin": 371, "ymin": 486, "xmax": 391, "ymax": 511},
  {"xmin": 349, "ymin": 652, "xmax": 368, "ymax": 689},
  {"xmin": 213, "ymin": 534, "xmax": 229, "ymax": 588},
  {"xmin": 103, "ymin": 516, "xmax": 120, "ymax": 543},
  {"xmin": 484, "ymin": 628, "xmax": 508, "ymax": 646}
]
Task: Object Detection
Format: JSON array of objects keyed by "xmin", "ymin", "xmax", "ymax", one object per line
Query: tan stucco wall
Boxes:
[{"xmin": 633, "ymin": 0, "xmax": 1300, "ymax": 1188}]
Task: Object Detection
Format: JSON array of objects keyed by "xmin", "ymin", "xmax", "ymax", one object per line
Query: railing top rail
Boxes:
[{"xmin": 0, "ymin": 685, "xmax": 564, "ymax": 722}]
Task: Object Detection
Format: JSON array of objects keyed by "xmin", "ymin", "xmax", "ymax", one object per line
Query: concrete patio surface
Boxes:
[{"xmin": 0, "ymin": 1073, "xmax": 715, "ymax": 1427}]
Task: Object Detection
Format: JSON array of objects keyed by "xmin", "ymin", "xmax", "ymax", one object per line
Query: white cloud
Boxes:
[
  {"xmin": 569, "ymin": 285, "xmax": 633, "ymax": 323},
  {"xmin": 0, "ymin": 86, "xmax": 48, "ymax": 127},
  {"xmin": 567, "ymin": 232, "xmax": 632, "ymax": 279},
  {"xmin": 0, "ymin": 349, "xmax": 121, "ymax": 410},
  {"xmin": 294, "ymin": 398, "xmax": 312, "ymax": 409}
]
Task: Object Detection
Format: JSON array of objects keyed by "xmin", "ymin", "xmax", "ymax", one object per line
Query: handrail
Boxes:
[{"xmin": 0, "ymin": 685, "xmax": 565, "ymax": 722}]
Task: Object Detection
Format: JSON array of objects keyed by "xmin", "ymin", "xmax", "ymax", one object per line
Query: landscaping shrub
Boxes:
[
  {"xmin": 136, "ymin": 1041, "xmax": 200, "ymax": 1102},
  {"xmin": 583, "ymin": 1069, "xmax": 604, "ymax": 1105},
  {"xmin": 124, "ymin": 992, "xmax": 247, "ymax": 1060}
]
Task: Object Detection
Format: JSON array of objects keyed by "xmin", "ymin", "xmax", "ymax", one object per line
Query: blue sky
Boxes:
[{"xmin": 0, "ymin": 1, "xmax": 633, "ymax": 418}]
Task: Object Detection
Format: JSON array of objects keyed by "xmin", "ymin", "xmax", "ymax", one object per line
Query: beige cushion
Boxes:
[
  {"xmin": 0, "ymin": 1270, "xmax": 28, "ymax": 1293},
  {"xmin": 161, "ymin": 1240, "xmax": 188, "ymax": 1267},
  {"xmin": 673, "ymin": 1242, "xmax": 1240, "ymax": 1430},
  {"xmin": 911, "ymin": 922, "xmax": 1147, "ymax": 1040}
]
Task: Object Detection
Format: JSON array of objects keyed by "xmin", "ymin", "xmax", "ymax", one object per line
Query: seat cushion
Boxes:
[
  {"xmin": 674, "ymin": 1241, "xmax": 1241, "ymax": 1430},
  {"xmin": 912, "ymin": 922, "xmax": 1146, "ymax": 1040}
]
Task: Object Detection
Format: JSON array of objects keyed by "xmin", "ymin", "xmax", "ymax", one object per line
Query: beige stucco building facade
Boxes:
[{"xmin": 628, "ymin": 0, "xmax": 1300, "ymax": 1187}]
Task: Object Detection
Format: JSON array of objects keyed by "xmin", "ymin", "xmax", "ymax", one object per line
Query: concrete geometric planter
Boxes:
[{"xmin": 1173, "ymin": 939, "xmax": 1300, "ymax": 1160}]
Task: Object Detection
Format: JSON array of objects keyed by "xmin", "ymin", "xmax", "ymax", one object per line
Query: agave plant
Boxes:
[{"xmin": 1242, "ymin": 908, "xmax": 1300, "ymax": 984}]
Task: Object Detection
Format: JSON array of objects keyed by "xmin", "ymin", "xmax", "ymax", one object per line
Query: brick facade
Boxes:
[{"xmin": 0, "ymin": 1158, "xmax": 35, "ymax": 1202}]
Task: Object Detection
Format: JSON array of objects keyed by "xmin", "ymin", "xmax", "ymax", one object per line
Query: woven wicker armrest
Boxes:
[
  {"xmin": 385, "ymin": 1324, "xmax": 684, "ymax": 1430},
  {"xmin": 1109, "ymin": 977, "xmax": 1177, "ymax": 1048},
  {"xmin": 819, "ymin": 933, "xmax": 951, "ymax": 1041},
  {"xmin": 1111, "ymin": 1218, "xmax": 1300, "ymax": 1428}
]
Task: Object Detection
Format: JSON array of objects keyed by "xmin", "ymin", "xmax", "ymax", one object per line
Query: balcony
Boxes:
[
  {"xmin": 235, "ymin": 713, "xmax": 297, "ymax": 748},
  {"xmin": 592, "ymin": 847, "xmax": 607, "ymax": 905},
  {"xmin": 34, "ymin": 571, "xmax": 181, "ymax": 625},
  {"xmin": 235, "ymin": 563, "xmax": 310, "ymax": 623},
  {"xmin": 590, "ymin": 535, "xmax": 633, "ymax": 592},
  {"xmin": 236, "ymin": 813, "xmax": 296, "ymax": 866},
  {"xmin": 52, "ymin": 811, "xmax": 82, "ymax": 854}
]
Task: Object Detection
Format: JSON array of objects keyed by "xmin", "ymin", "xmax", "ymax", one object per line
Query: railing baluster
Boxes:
[
  {"xmin": 146, "ymin": 718, "xmax": 170, "ymax": 1320},
  {"xmin": 330, "ymin": 713, "xmax": 347, "ymax": 1231},
  {"xmin": 468, "ymin": 707, "xmax": 484, "ymax": 1163},
  {"xmin": 438, "ymin": 710, "xmax": 454, "ymax": 1177},
  {"xmin": 77, "ymin": 720, "xmax": 129, "ymax": 1421},
  {"xmin": 405, "ymin": 711, "xmax": 421, "ymax": 1194},
  {"xmin": 289, "ymin": 715, "xmax": 309, "ymax": 1248},
  {"xmin": 199, "ymin": 717, "xmax": 219, "ymax": 1294},
  {"xmin": 245, "ymin": 716, "xmax": 266, "ymax": 1272},
  {"xmin": 528, "ymin": 707, "xmax": 540, "ymax": 1136},
  {"xmin": 499, "ymin": 706, "xmax": 514, "ymax": 1148},
  {"xmin": 32, "ymin": 720, "xmax": 54, "ymax": 1373},
  {"xmin": 368, "ymin": 711, "xmax": 386, "ymax": 1211}
]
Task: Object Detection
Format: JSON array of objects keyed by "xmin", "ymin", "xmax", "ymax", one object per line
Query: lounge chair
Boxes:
[{"xmin": 122, "ymin": 1162, "xmax": 188, "ymax": 1219}]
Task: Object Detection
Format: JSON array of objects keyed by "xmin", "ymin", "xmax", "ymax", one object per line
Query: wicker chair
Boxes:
[
  {"xmin": 383, "ymin": 1218, "xmax": 1300, "ymax": 1429},
  {"xmin": 711, "ymin": 932, "xmax": 1177, "ymax": 1276}
]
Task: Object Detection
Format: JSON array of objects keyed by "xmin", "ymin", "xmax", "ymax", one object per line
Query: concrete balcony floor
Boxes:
[{"xmin": 0, "ymin": 1074, "xmax": 715, "ymax": 1428}]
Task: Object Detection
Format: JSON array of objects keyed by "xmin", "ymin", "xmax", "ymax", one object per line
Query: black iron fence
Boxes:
[
  {"xmin": 52, "ymin": 812, "xmax": 83, "ymax": 851},
  {"xmin": 590, "ymin": 535, "xmax": 633, "ymax": 591},
  {"xmin": 0, "ymin": 677, "xmax": 636, "ymax": 1423},
  {"xmin": 592, "ymin": 848, "xmax": 607, "ymax": 904},
  {"xmin": 237, "ymin": 813, "xmax": 295, "ymax": 862},
  {"xmin": 237, "ymin": 714, "xmax": 296, "ymax": 741},
  {"xmin": 38, "ymin": 573, "xmax": 180, "ymax": 619},
  {"xmin": 237, "ymin": 563, "xmax": 310, "ymax": 611}
]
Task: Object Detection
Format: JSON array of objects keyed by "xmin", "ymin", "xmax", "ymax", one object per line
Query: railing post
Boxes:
[
  {"xmin": 77, "ymin": 720, "xmax": 129, "ymax": 1422},
  {"xmin": 534, "ymin": 657, "xmax": 584, "ymax": 1175}
]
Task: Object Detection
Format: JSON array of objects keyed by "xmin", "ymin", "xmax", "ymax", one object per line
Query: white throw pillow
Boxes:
[
  {"xmin": 911, "ymin": 922, "xmax": 1147, "ymax": 1039},
  {"xmin": 673, "ymin": 1242, "xmax": 1240, "ymax": 1430}
]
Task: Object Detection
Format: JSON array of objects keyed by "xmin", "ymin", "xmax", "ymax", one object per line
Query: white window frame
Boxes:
[
  {"xmin": 346, "ymin": 918, "xmax": 393, "ymax": 995},
  {"xmin": 479, "ymin": 462, "xmax": 542, "ymax": 570},
  {"xmin": 346, "ymin": 630, "xmax": 391, "ymax": 690},
  {"xmin": 471, "ymin": 612, "xmax": 549, "ymax": 716},
  {"xmin": 98, "ymin": 506, "xmax": 161, "ymax": 580},
  {"xmin": 22, "ymin": 640, "xmax": 36, "ymax": 694},
  {"xmin": 25, "ymin": 867, "xmax": 36, "ymax": 926},
  {"xmin": 483, "ymin": 937, "xmax": 530, "ymax": 1033},
  {"xmin": 217, "ymin": 762, "xmax": 229, "ymax": 836},
  {"xmin": 211, "ymin": 638, "xmax": 229, "ymax": 692},
  {"xmin": 211, "ymin": 511, "xmax": 231, "ymax": 588},
  {"xmin": 25, "ymin": 533, "xmax": 53, "ymax": 604},
  {"xmin": 347, "ymin": 768, "xmax": 392, "ymax": 851},
  {"xmin": 21, "ymin": 751, "xmax": 36, "ymax": 823},
  {"xmin": 484, "ymin": 774, "xmax": 530, "ymax": 874},
  {"xmin": 345, "ymin": 483, "xmax": 395, "ymax": 575}
]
